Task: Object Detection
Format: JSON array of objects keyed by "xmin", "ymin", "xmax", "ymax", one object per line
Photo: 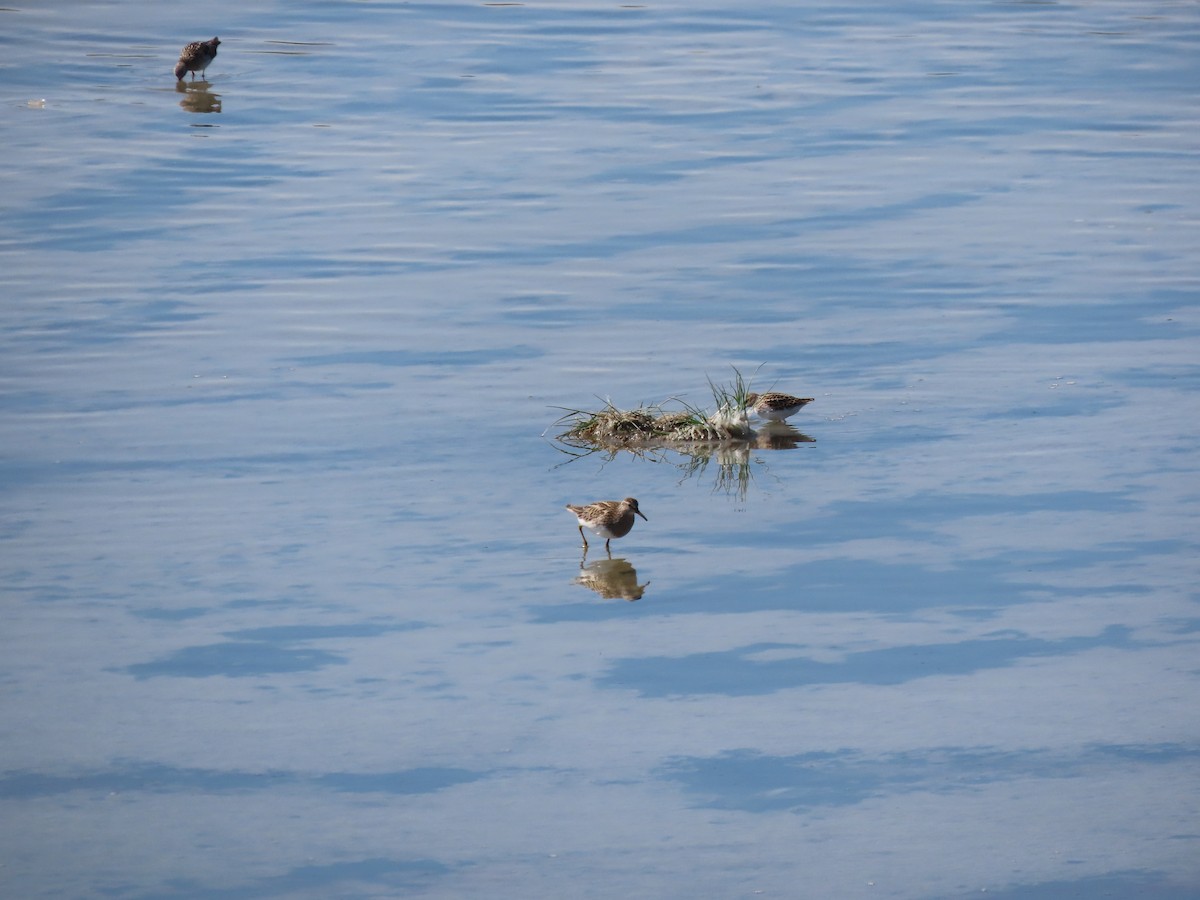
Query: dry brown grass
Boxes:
[{"xmin": 554, "ymin": 368, "xmax": 767, "ymax": 447}]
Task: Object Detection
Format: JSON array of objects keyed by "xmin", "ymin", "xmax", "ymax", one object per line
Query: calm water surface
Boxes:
[{"xmin": 2, "ymin": 1, "xmax": 1199, "ymax": 898}]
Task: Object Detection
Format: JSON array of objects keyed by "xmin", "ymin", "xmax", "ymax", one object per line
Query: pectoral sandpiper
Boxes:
[
  {"xmin": 565, "ymin": 497, "xmax": 647, "ymax": 553},
  {"xmin": 744, "ymin": 391, "xmax": 814, "ymax": 422},
  {"xmin": 175, "ymin": 37, "xmax": 221, "ymax": 82}
]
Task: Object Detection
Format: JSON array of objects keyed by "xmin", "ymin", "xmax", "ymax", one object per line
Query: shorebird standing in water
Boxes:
[
  {"xmin": 175, "ymin": 37, "xmax": 220, "ymax": 82},
  {"xmin": 565, "ymin": 498, "xmax": 647, "ymax": 555},
  {"xmin": 744, "ymin": 392, "xmax": 814, "ymax": 422}
]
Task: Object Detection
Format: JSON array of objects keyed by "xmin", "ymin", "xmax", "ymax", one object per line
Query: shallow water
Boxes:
[{"xmin": 2, "ymin": 1, "xmax": 1199, "ymax": 897}]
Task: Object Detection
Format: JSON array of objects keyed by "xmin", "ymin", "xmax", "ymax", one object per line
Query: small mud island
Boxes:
[{"xmin": 552, "ymin": 369, "xmax": 815, "ymax": 461}]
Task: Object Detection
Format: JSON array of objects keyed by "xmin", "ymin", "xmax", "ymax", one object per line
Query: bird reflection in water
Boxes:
[
  {"xmin": 754, "ymin": 422, "xmax": 815, "ymax": 450},
  {"xmin": 573, "ymin": 557, "xmax": 648, "ymax": 602},
  {"xmin": 176, "ymin": 82, "xmax": 221, "ymax": 115}
]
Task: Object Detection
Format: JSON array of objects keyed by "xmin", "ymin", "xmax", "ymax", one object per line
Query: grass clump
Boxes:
[
  {"xmin": 707, "ymin": 365, "xmax": 754, "ymax": 412},
  {"xmin": 554, "ymin": 367, "xmax": 761, "ymax": 446},
  {"xmin": 557, "ymin": 400, "xmax": 660, "ymax": 444},
  {"xmin": 653, "ymin": 410, "xmax": 724, "ymax": 441}
]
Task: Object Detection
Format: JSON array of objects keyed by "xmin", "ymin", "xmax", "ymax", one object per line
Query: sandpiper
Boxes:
[
  {"xmin": 744, "ymin": 391, "xmax": 814, "ymax": 422},
  {"xmin": 565, "ymin": 497, "xmax": 647, "ymax": 554},
  {"xmin": 175, "ymin": 37, "xmax": 220, "ymax": 82}
]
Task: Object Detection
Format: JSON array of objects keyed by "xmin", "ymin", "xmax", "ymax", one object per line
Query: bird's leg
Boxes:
[
  {"xmin": 578, "ymin": 525, "xmax": 588, "ymax": 549},
  {"xmin": 605, "ymin": 539, "xmax": 612, "ymax": 557}
]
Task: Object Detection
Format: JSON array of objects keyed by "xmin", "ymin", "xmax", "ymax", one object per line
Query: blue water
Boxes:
[{"xmin": 2, "ymin": 1, "xmax": 1199, "ymax": 897}]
